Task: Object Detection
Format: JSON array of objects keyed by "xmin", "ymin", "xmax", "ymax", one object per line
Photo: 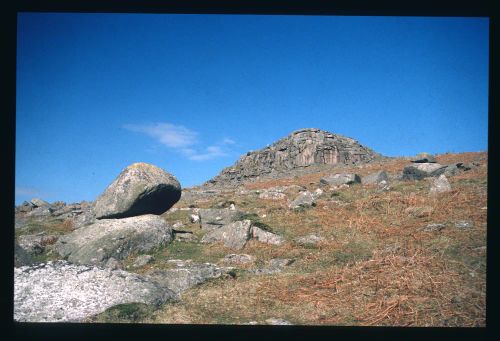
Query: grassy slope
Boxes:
[
  {"xmin": 145, "ymin": 151, "xmax": 487, "ymax": 326},
  {"xmin": 17, "ymin": 152, "xmax": 486, "ymax": 326}
]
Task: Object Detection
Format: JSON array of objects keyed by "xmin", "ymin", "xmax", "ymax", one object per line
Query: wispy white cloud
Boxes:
[
  {"xmin": 124, "ymin": 122, "xmax": 235, "ymax": 162},
  {"xmin": 186, "ymin": 145, "xmax": 228, "ymax": 161},
  {"xmin": 123, "ymin": 123, "xmax": 198, "ymax": 148}
]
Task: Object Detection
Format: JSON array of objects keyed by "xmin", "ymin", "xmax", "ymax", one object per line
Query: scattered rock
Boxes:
[
  {"xmin": 288, "ymin": 191, "xmax": 316, "ymax": 209},
  {"xmin": 94, "ymin": 162, "xmax": 181, "ymax": 219},
  {"xmin": 420, "ymin": 223, "xmax": 446, "ymax": 232},
  {"xmin": 295, "ymin": 234, "xmax": 325, "ymax": 246},
  {"xmin": 17, "ymin": 234, "xmax": 58, "ymax": 255},
  {"xmin": 200, "ymin": 220, "xmax": 252, "ymax": 250},
  {"xmin": 14, "ymin": 260, "xmax": 177, "ymax": 322},
  {"xmin": 362, "ymin": 170, "xmax": 389, "ymax": 185},
  {"xmin": 259, "ymin": 190, "xmax": 286, "ymax": 200},
  {"xmin": 175, "ymin": 232, "xmax": 198, "ymax": 243},
  {"xmin": 251, "ymin": 226, "xmax": 284, "ymax": 246},
  {"xmin": 229, "ymin": 203, "xmax": 236, "ymax": 210},
  {"xmin": 402, "ymin": 163, "xmax": 446, "ymax": 180},
  {"xmin": 16, "ymin": 201, "xmax": 36, "ymax": 213},
  {"xmin": 27, "ymin": 206, "xmax": 52, "ymax": 218},
  {"xmin": 54, "ymin": 214, "xmax": 173, "ymax": 267},
  {"xmin": 320, "ymin": 173, "xmax": 361, "ymax": 186},
  {"xmin": 30, "ymin": 198, "xmax": 50, "ymax": 207},
  {"xmin": 222, "ymin": 254, "xmax": 255, "ymax": 265},
  {"xmin": 132, "ymin": 255, "xmax": 154, "ymax": 268},
  {"xmin": 198, "ymin": 208, "xmax": 242, "ymax": 230},
  {"xmin": 146, "ymin": 262, "xmax": 233, "ymax": 296},
  {"xmin": 405, "ymin": 206, "xmax": 434, "ymax": 218},
  {"xmin": 455, "ymin": 220, "xmax": 474, "ymax": 229},
  {"xmin": 430, "ymin": 174, "xmax": 452, "ymax": 194},
  {"xmin": 265, "ymin": 318, "xmax": 293, "ymax": 325},
  {"xmin": 411, "ymin": 153, "xmax": 436, "ymax": 163},
  {"xmin": 252, "ymin": 258, "xmax": 294, "ymax": 275}
]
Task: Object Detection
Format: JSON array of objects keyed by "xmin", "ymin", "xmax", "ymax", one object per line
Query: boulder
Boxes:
[
  {"xmin": 320, "ymin": 173, "xmax": 361, "ymax": 186},
  {"xmin": 430, "ymin": 174, "xmax": 452, "ymax": 194},
  {"xmin": 198, "ymin": 208, "xmax": 242, "ymax": 230},
  {"xmin": 288, "ymin": 191, "xmax": 316, "ymax": 209},
  {"xmin": 14, "ymin": 260, "xmax": 177, "ymax": 322},
  {"xmin": 362, "ymin": 170, "xmax": 389, "ymax": 185},
  {"xmin": 16, "ymin": 201, "xmax": 35, "ymax": 213},
  {"xmin": 402, "ymin": 163, "xmax": 446, "ymax": 180},
  {"xmin": 251, "ymin": 258, "xmax": 294, "ymax": 275},
  {"xmin": 54, "ymin": 214, "xmax": 173, "ymax": 267},
  {"xmin": 175, "ymin": 232, "xmax": 198, "ymax": 243},
  {"xmin": 222, "ymin": 254, "xmax": 255, "ymax": 265},
  {"xmin": 251, "ymin": 226, "xmax": 284, "ymax": 246},
  {"xmin": 411, "ymin": 153, "xmax": 436, "ymax": 163},
  {"xmin": 455, "ymin": 220, "xmax": 474, "ymax": 229},
  {"xmin": 146, "ymin": 262, "xmax": 233, "ymax": 296},
  {"xmin": 295, "ymin": 234, "xmax": 325, "ymax": 246},
  {"xmin": 94, "ymin": 162, "xmax": 181, "ymax": 219},
  {"xmin": 443, "ymin": 162, "xmax": 473, "ymax": 176},
  {"xmin": 200, "ymin": 220, "xmax": 252, "ymax": 250},
  {"xmin": 30, "ymin": 198, "xmax": 49, "ymax": 207}
]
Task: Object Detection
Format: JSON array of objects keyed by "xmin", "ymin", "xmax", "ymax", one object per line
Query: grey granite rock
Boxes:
[
  {"xmin": 54, "ymin": 214, "xmax": 173, "ymax": 267},
  {"xmin": 94, "ymin": 162, "xmax": 181, "ymax": 219},
  {"xmin": 200, "ymin": 220, "xmax": 252, "ymax": 250},
  {"xmin": 320, "ymin": 173, "xmax": 361, "ymax": 186},
  {"xmin": 14, "ymin": 260, "xmax": 176, "ymax": 322}
]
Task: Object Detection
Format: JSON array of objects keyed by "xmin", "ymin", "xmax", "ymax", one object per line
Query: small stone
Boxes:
[
  {"xmin": 420, "ymin": 223, "xmax": 446, "ymax": 232},
  {"xmin": 265, "ymin": 318, "xmax": 293, "ymax": 325},
  {"xmin": 190, "ymin": 214, "xmax": 200, "ymax": 223},
  {"xmin": 251, "ymin": 226, "xmax": 284, "ymax": 246},
  {"xmin": 172, "ymin": 222, "xmax": 184, "ymax": 229},
  {"xmin": 320, "ymin": 173, "xmax": 361, "ymax": 186},
  {"xmin": 222, "ymin": 254, "xmax": 255, "ymax": 265},
  {"xmin": 295, "ymin": 234, "xmax": 325, "ymax": 246},
  {"xmin": 455, "ymin": 220, "xmax": 474, "ymax": 229},
  {"xmin": 229, "ymin": 204, "xmax": 236, "ymax": 210}
]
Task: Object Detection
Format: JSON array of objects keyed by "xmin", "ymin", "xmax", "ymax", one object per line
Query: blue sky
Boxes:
[{"xmin": 16, "ymin": 13, "xmax": 489, "ymax": 204}]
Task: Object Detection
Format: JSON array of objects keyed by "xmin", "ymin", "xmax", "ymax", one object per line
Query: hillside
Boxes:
[{"xmin": 14, "ymin": 132, "xmax": 487, "ymax": 326}]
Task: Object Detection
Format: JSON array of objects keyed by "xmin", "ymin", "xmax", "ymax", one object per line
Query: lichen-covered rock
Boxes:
[
  {"xmin": 54, "ymin": 214, "xmax": 173, "ymax": 267},
  {"xmin": 430, "ymin": 174, "xmax": 452, "ymax": 194},
  {"xmin": 198, "ymin": 208, "xmax": 242, "ymax": 230},
  {"xmin": 288, "ymin": 191, "xmax": 316, "ymax": 209},
  {"xmin": 17, "ymin": 234, "xmax": 58, "ymax": 255},
  {"xmin": 146, "ymin": 262, "xmax": 233, "ymax": 295},
  {"xmin": 402, "ymin": 163, "xmax": 446, "ymax": 180},
  {"xmin": 30, "ymin": 198, "xmax": 49, "ymax": 207},
  {"xmin": 222, "ymin": 254, "xmax": 255, "ymax": 265},
  {"xmin": 251, "ymin": 226, "xmax": 284, "ymax": 246},
  {"xmin": 94, "ymin": 162, "xmax": 181, "ymax": 219},
  {"xmin": 200, "ymin": 220, "xmax": 252, "ymax": 250},
  {"xmin": 14, "ymin": 261, "xmax": 176, "ymax": 322},
  {"xmin": 361, "ymin": 170, "xmax": 389, "ymax": 185},
  {"xmin": 14, "ymin": 242, "xmax": 34, "ymax": 267},
  {"xmin": 294, "ymin": 234, "xmax": 325, "ymax": 246},
  {"xmin": 204, "ymin": 128, "xmax": 382, "ymax": 187},
  {"xmin": 320, "ymin": 173, "xmax": 361, "ymax": 186}
]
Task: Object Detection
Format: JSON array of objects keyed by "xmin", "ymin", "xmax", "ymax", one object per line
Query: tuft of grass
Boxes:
[{"xmin": 85, "ymin": 303, "xmax": 155, "ymax": 323}]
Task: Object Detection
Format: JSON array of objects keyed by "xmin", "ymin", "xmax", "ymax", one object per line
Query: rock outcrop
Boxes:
[
  {"xmin": 54, "ymin": 214, "xmax": 173, "ymax": 267},
  {"xmin": 14, "ymin": 261, "xmax": 177, "ymax": 322},
  {"xmin": 198, "ymin": 208, "xmax": 243, "ymax": 230},
  {"xmin": 201, "ymin": 220, "xmax": 253, "ymax": 249},
  {"xmin": 94, "ymin": 162, "xmax": 181, "ymax": 219},
  {"xmin": 204, "ymin": 128, "xmax": 383, "ymax": 187}
]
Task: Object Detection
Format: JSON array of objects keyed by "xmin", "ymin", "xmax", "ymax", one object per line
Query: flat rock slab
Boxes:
[
  {"xmin": 320, "ymin": 173, "xmax": 361, "ymax": 186},
  {"xmin": 201, "ymin": 220, "xmax": 252, "ymax": 250},
  {"xmin": 402, "ymin": 163, "xmax": 446, "ymax": 180},
  {"xmin": 54, "ymin": 214, "xmax": 173, "ymax": 267},
  {"xmin": 361, "ymin": 170, "xmax": 389, "ymax": 185},
  {"xmin": 146, "ymin": 262, "xmax": 233, "ymax": 295},
  {"xmin": 251, "ymin": 226, "xmax": 284, "ymax": 246},
  {"xmin": 198, "ymin": 208, "xmax": 243, "ymax": 230},
  {"xmin": 288, "ymin": 191, "xmax": 316, "ymax": 209},
  {"xmin": 14, "ymin": 261, "xmax": 177, "ymax": 322},
  {"xmin": 94, "ymin": 162, "xmax": 181, "ymax": 219}
]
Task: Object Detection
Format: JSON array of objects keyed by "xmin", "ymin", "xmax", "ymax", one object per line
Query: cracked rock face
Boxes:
[
  {"xmin": 54, "ymin": 214, "xmax": 173, "ymax": 267},
  {"xmin": 201, "ymin": 220, "xmax": 253, "ymax": 250},
  {"xmin": 94, "ymin": 162, "xmax": 181, "ymax": 219},
  {"xmin": 204, "ymin": 128, "xmax": 382, "ymax": 187},
  {"xmin": 14, "ymin": 261, "xmax": 177, "ymax": 322}
]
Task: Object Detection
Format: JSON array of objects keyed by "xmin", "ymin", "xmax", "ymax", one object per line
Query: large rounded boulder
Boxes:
[{"xmin": 94, "ymin": 162, "xmax": 181, "ymax": 219}]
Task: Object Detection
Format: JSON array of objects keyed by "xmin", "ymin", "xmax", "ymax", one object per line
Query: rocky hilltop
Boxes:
[{"xmin": 204, "ymin": 128, "xmax": 384, "ymax": 187}]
